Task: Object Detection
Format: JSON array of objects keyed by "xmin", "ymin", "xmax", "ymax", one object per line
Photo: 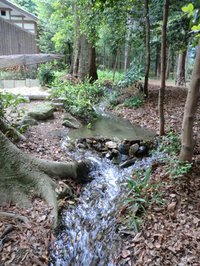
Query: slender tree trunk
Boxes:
[
  {"xmin": 113, "ymin": 48, "xmax": 119, "ymax": 82},
  {"xmin": 124, "ymin": 20, "xmax": 131, "ymax": 72},
  {"xmin": 72, "ymin": 5, "xmax": 81, "ymax": 77},
  {"xmin": 166, "ymin": 47, "xmax": 171, "ymax": 79},
  {"xmin": 175, "ymin": 51, "xmax": 187, "ymax": 86},
  {"xmin": 155, "ymin": 44, "xmax": 160, "ymax": 78},
  {"xmin": 179, "ymin": 40, "xmax": 200, "ymax": 161},
  {"xmin": 158, "ymin": 0, "xmax": 169, "ymax": 136},
  {"xmin": 143, "ymin": 0, "xmax": 151, "ymax": 97}
]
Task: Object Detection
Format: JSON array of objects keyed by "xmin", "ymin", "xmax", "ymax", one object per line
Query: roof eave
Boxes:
[{"xmin": 0, "ymin": 0, "xmax": 38, "ymax": 21}]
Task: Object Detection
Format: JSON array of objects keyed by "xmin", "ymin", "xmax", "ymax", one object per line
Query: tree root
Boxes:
[
  {"xmin": 0, "ymin": 130, "xmax": 93, "ymax": 228},
  {"xmin": 0, "ymin": 118, "xmax": 26, "ymax": 142},
  {"xmin": 0, "ymin": 224, "xmax": 14, "ymax": 251},
  {"xmin": 0, "ymin": 212, "xmax": 30, "ymax": 225}
]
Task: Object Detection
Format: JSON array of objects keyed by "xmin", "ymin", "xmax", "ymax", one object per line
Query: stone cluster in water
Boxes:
[{"xmin": 65, "ymin": 137, "xmax": 155, "ymax": 169}]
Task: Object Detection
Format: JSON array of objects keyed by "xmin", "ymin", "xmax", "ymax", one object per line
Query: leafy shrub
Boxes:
[
  {"xmin": 0, "ymin": 92, "xmax": 27, "ymax": 118},
  {"xmin": 118, "ymin": 64, "xmax": 143, "ymax": 88},
  {"xmin": 166, "ymin": 157, "xmax": 192, "ymax": 179},
  {"xmin": 124, "ymin": 94, "xmax": 144, "ymax": 108},
  {"xmin": 159, "ymin": 131, "xmax": 192, "ymax": 179},
  {"xmin": 97, "ymin": 70, "xmax": 124, "ymax": 84},
  {"xmin": 51, "ymin": 79, "xmax": 104, "ymax": 122},
  {"xmin": 124, "ymin": 167, "xmax": 163, "ymax": 231},
  {"xmin": 159, "ymin": 131, "xmax": 181, "ymax": 155},
  {"xmin": 37, "ymin": 63, "xmax": 55, "ymax": 86}
]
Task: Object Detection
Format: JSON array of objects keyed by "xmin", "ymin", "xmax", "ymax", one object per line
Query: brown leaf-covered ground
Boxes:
[
  {"xmin": 114, "ymin": 83, "xmax": 200, "ymax": 265},
  {"xmin": 1, "ymin": 83, "xmax": 200, "ymax": 265}
]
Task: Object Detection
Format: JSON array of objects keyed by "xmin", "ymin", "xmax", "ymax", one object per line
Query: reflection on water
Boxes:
[{"xmin": 68, "ymin": 114, "xmax": 155, "ymax": 141}]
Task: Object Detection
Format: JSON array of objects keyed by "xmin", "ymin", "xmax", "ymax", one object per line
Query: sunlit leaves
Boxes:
[{"xmin": 182, "ymin": 3, "xmax": 194, "ymax": 18}]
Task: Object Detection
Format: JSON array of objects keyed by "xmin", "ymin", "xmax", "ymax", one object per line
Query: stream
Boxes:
[{"xmin": 50, "ymin": 105, "xmax": 157, "ymax": 265}]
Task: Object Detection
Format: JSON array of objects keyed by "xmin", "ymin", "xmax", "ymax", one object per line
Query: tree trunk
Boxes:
[
  {"xmin": 112, "ymin": 49, "xmax": 119, "ymax": 82},
  {"xmin": 179, "ymin": 40, "xmax": 200, "ymax": 161},
  {"xmin": 143, "ymin": 0, "xmax": 151, "ymax": 97},
  {"xmin": 158, "ymin": 0, "xmax": 169, "ymax": 136},
  {"xmin": 72, "ymin": 4, "xmax": 81, "ymax": 77},
  {"xmin": 89, "ymin": 46, "xmax": 98, "ymax": 82},
  {"xmin": 175, "ymin": 51, "xmax": 187, "ymax": 86},
  {"xmin": 124, "ymin": 19, "xmax": 131, "ymax": 72},
  {"xmin": 0, "ymin": 130, "xmax": 91, "ymax": 226},
  {"xmin": 155, "ymin": 44, "xmax": 160, "ymax": 78},
  {"xmin": 166, "ymin": 47, "xmax": 171, "ymax": 79}
]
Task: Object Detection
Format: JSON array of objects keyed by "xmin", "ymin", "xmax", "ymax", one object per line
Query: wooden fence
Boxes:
[{"xmin": 0, "ymin": 17, "xmax": 38, "ymax": 55}]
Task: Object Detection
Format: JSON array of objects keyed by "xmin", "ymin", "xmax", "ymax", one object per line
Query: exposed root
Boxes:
[
  {"xmin": 0, "ymin": 118, "xmax": 26, "ymax": 142},
  {"xmin": 0, "ymin": 212, "xmax": 29, "ymax": 225}
]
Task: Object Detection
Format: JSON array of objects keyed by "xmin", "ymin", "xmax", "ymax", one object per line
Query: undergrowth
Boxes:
[
  {"xmin": 122, "ymin": 131, "xmax": 192, "ymax": 232},
  {"xmin": 51, "ymin": 79, "xmax": 104, "ymax": 123},
  {"xmin": 124, "ymin": 94, "xmax": 144, "ymax": 108},
  {"xmin": 159, "ymin": 131, "xmax": 192, "ymax": 179},
  {"xmin": 123, "ymin": 167, "xmax": 163, "ymax": 232}
]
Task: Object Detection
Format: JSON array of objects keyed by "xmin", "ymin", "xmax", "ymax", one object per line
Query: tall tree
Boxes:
[
  {"xmin": 175, "ymin": 50, "xmax": 187, "ymax": 86},
  {"xmin": 158, "ymin": 0, "xmax": 169, "ymax": 136},
  {"xmin": 179, "ymin": 40, "xmax": 200, "ymax": 161},
  {"xmin": 143, "ymin": 0, "xmax": 151, "ymax": 97},
  {"xmin": 179, "ymin": 2, "xmax": 200, "ymax": 161}
]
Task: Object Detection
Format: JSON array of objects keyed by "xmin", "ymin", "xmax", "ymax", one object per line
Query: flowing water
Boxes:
[
  {"xmin": 50, "ymin": 147, "xmax": 161, "ymax": 266},
  {"xmin": 50, "ymin": 97, "xmax": 157, "ymax": 265}
]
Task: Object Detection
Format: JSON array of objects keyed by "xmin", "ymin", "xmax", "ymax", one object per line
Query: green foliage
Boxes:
[
  {"xmin": 0, "ymin": 92, "xmax": 27, "ymax": 118},
  {"xmin": 51, "ymin": 79, "xmax": 104, "ymax": 122},
  {"xmin": 166, "ymin": 157, "xmax": 192, "ymax": 179},
  {"xmin": 37, "ymin": 63, "xmax": 56, "ymax": 86},
  {"xmin": 159, "ymin": 131, "xmax": 192, "ymax": 179},
  {"xmin": 159, "ymin": 131, "xmax": 181, "ymax": 156},
  {"xmin": 97, "ymin": 70, "xmax": 123, "ymax": 84},
  {"xmin": 12, "ymin": 0, "xmax": 36, "ymax": 14},
  {"xmin": 124, "ymin": 167, "xmax": 163, "ymax": 231},
  {"xmin": 118, "ymin": 64, "xmax": 143, "ymax": 88},
  {"xmin": 124, "ymin": 94, "xmax": 144, "ymax": 108},
  {"xmin": 182, "ymin": 3, "xmax": 200, "ymax": 40}
]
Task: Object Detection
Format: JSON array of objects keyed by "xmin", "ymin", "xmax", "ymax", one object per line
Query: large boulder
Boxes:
[{"xmin": 28, "ymin": 105, "xmax": 55, "ymax": 121}]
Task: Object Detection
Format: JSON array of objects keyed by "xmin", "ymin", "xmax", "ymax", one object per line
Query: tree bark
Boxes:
[
  {"xmin": 175, "ymin": 51, "xmax": 187, "ymax": 86},
  {"xmin": 143, "ymin": 0, "xmax": 151, "ymax": 98},
  {"xmin": 72, "ymin": 4, "xmax": 81, "ymax": 77},
  {"xmin": 158, "ymin": 0, "xmax": 169, "ymax": 136},
  {"xmin": 179, "ymin": 40, "xmax": 200, "ymax": 161},
  {"xmin": 155, "ymin": 44, "xmax": 160, "ymax": 78},
  {"xmin": 89, "ymin": 46, "xmax": 98, "ymax": 82},
  {"xmin": 124, "ymin": 18, "xmax": 131, "ymax": 72},
  {"xmin": 0, "ymin": 130, "xmax": 91, "ymax": 226},
  {"xmin": 166, "ymin": 47, "xmax": 171, "ymax": 79}
]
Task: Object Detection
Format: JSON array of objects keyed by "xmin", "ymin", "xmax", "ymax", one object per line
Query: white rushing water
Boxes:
[{"xmin": 50, "ymin": 145, "xmax": 162, "ymax": 266}]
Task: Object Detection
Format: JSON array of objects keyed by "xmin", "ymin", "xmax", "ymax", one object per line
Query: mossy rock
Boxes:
[
  {"xmin": 28, "ymin": 105, "xmax": 55, "ymax": 121},
  {"xmin": 62, "ymin": 113, "xmax": 82, "ymax": 129}
]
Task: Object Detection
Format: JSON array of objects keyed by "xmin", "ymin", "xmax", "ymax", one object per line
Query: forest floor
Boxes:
[
  {"xmin": 1, "ymin": 82, "xmax": 200, "ymax": 265},
  {"xmin": 113, "ymin": 84, "xmax": 200, "ymax": 265}
]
